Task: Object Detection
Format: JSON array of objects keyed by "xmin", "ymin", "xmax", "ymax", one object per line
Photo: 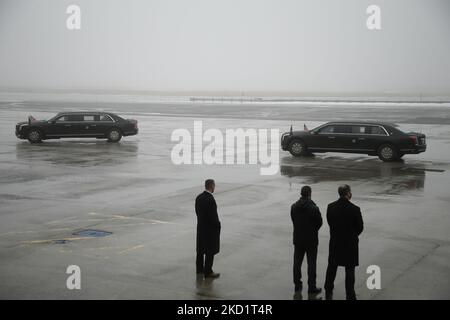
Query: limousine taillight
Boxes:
[
  {"xmin": 128, "ymin": 119, "xmax": 138, "ymax": 129},
  {"xmin": 409, "ymin": 135, "xmax": 418, "ymax": 145},
  {"xmin": 408, "ymin": 133, "xmax": 426, "ymax": 146}
]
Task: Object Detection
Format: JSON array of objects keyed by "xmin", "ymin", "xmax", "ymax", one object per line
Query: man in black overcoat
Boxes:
[
  {"xmin": 324, "ymin": 184, "xmax": 364, "ymax": 300},
  {"xmin": 291, "ymin": 186, "xmax": 323, "ymax": 295},
  {"xmin": 195, "ymin": 179, "xmax": 221, "ymax": 278}
]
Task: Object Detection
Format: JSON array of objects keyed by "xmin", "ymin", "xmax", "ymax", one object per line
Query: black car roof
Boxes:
[
  {"xmin": 55, "ymin": 111, "xmax": 117, "ymax": 116},
  {"xmin": 324, "ymin": 121, "xmax": 398, "ymax": 127}
]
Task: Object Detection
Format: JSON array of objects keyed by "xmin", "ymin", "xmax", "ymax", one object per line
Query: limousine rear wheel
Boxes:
[
  {"xmin": 107, "ymin": 129, "xmax": 122, "ymax": 142},
  {"xmin": 289, "ymin": 140, "xmax": 307, "ymax": 157},
  {"xmin": 27, "ymin": 129, "xmax": 42, "ymax": 143},
  {"xmin": 377, "ymin": 144, "xmax": 398, "ymax": 162}
]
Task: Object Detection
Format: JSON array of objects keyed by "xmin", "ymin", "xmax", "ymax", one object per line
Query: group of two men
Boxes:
[
  {"xmin": 195, "ymin": 179, "xmax": 364, "ymax": 300},
  {"xmin": 291, "ymin": 184, "xmax": 364, "ymax": 300}
]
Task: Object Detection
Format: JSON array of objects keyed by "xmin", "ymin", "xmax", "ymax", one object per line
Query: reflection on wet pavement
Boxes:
[
  {"xmin": 280, "ymin": 155, "xmax": 429, "ymax": 195},
  {"xmin": 292, "ymin": 291, "xmax": 323, "ymax": 300},
  {"xmin": 195, "ymin": 275, "xmax": 220, "ymax": 299},
  {"xmin": 15, "ymin": 140, "xmax": 139, "ymax": 166}
]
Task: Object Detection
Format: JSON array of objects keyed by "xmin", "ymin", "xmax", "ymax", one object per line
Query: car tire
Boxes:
[
  {"xmin": 107, "ymin": 128, "xmax": 122, "ymax": 142},
  {"xmin": 27, "ymin": 129, "xmax": 42, "ymax": 143},
  {"xmin": 377, "ymin": 144, "xmax": 398, "ymax": 162},
  {"xmin": 289, "ymin": 140, "xmax": 307, "ymax": 157}
]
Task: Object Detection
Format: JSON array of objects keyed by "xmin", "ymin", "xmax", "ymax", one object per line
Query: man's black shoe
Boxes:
[
  {"xmin": 204, "ymin": 272, "xmax": 220, "ymax": 279},
  {"xmin": 325, "ymin": 291, "xmax": 333, "ymax": 300},
  {"xmin": 308, "ymin": 287, "xmax": 322, "ymax": 295}
]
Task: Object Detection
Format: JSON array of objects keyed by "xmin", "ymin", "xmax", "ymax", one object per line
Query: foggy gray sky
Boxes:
[{"xmin": 0, "ymin": 0, "xmax": 449, "ymax": 96}]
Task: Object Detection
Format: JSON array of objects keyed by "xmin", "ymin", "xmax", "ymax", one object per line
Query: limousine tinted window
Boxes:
[
  {"xmin": 99, "ymin": 115, "xmax": 113, "ymax": 122},
  {"xmin": 352, "ymin": 126, "xmax": 367, "ymax": 134},
  {"xmin": 351, "ymin": 125, "xmax": 386, "ymax": 135},
  {"xmin": 370, "ymin": 126, "xmax": 386, "ymax": 135},
  {"xmin": 55, "ymin": 114, "xmax": 114, "ymax": 122},
  {"xmin": 55, "ymin": 115, "xmax": 68, "ymax": 122},
  {"xmin": 319, "ymin": 125, "xmax": 335, "ymax": 134},
  {"xmin": 335, "ymin": 125, "xmax": 352, "ymax": 134},
  {"xmin": 56, "ymin": 115, "xmax": 83, "ymax": 122},
  {"xmin": 319, "ymin": 125, "xmax": 352, "ymax": 134}
]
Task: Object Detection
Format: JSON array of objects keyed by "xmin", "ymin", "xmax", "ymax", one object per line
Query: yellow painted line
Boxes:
[
  {"xmin": 44, "ymin": 216, "xmax": 79, "ymax": 225},
  {"xmin": 118, "ymin": 244, "xmax": 145, "ymax": 255},
  {"xmin": 86, "ymin": 246, "xmax": 123, "ymax": 251},
  {"xmin": 0, "ymin": 228, "xmax": 72, "ymax": 237},
  {"xmin": 21, "ymin": 237, "xmax": 93, "ymax": 245},
  {"xmin": 108, "ymin": 222, "xmax": 158, "ymax": 227},
  {"xmin": 88, "ymin": 212, "xmax": 184, "ymax": 225}
]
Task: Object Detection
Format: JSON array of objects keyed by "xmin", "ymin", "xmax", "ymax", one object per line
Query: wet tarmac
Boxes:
[{"xmin": 0, "ymin": 100, "xmax": 449, "ymax": 299}]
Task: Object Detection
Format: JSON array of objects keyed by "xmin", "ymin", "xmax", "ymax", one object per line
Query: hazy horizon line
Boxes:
[{"xmin": 1, "ymin": 87, "xmax": 450, "ymax": 100}]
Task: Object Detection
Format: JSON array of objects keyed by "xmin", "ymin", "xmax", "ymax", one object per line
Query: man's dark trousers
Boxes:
[
  {"xmin": 293, "ymin": 245, "xmax": 318, "ymax": 289},
  {"xmin": 196, "ymin": 252, "xmax": 214, "ymax": 275},
  {"xmin": 324, "ymin": 264, "xmax": 356, "ymax": 299}
]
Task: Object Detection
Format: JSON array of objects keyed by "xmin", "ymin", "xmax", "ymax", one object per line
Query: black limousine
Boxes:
[
  {"xmin": 16, "ymin": 112, "xmax": 138, "ymax": 143},
  {"xmin": 281, "ymin": 121, "xmax": 426, "ymax": 162}
]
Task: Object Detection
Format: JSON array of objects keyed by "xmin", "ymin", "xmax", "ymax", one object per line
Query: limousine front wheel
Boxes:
[
  {"xmin": 377, "ymin": 144, "xmax": 398, "ymax": 162},
  {"xmin": 107, "ymin": 129, "xmax": 122, "ymax": 142},
  {"xmin": 289, "ymin": 140, "xmax": 306, "ymax": 157},
  {"xmin": 27, "ymin": 129, "xmax": 42, "ymax": 143}
]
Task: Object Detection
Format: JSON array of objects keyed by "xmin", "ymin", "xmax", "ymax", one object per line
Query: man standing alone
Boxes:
[
  {"xmin": 291, "ymin": 186, "xmax": 323, "ymax": 295},
  {"xmin": 324, "ymin": 185, "xmax": 364, "ymax": 300},
  {"xmin": 195, "ymin": 179, "xmax": 221, "ymax": 278}
]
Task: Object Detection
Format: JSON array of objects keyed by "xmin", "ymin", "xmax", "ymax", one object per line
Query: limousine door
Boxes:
[
  {"xmin": 347, "ymin": 125, "xmax": 386, "ymax": 152},
  {"xmin": 83, "ymin": 114, "xmax": 115, "ymax": 137},
  {"xmin": 47, "ymin": 114, "xmax": 85, "ymax": 137},
  {"xmin": 309, "ymin": 125, "xmax": 348, "ymax": 151}
]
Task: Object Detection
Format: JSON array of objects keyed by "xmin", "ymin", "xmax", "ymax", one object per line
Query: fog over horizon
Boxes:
[{"xmin": 1, "ymin": 0, "xmax": 450, "ymax": 97}]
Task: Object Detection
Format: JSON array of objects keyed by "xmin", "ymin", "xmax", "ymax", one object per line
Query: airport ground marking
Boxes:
[{"xmin": 118, "ymin": 244, "xmax": 146, "ymax": 255}]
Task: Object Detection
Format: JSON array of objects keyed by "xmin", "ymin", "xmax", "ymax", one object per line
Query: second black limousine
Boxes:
[
  {"xmin": 281, "ymin": 121, "xmax": 426, "ymax": 162},
  {"xmin": 15, "ymin": 112, "xmax": 138, "ymax": 143}
]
